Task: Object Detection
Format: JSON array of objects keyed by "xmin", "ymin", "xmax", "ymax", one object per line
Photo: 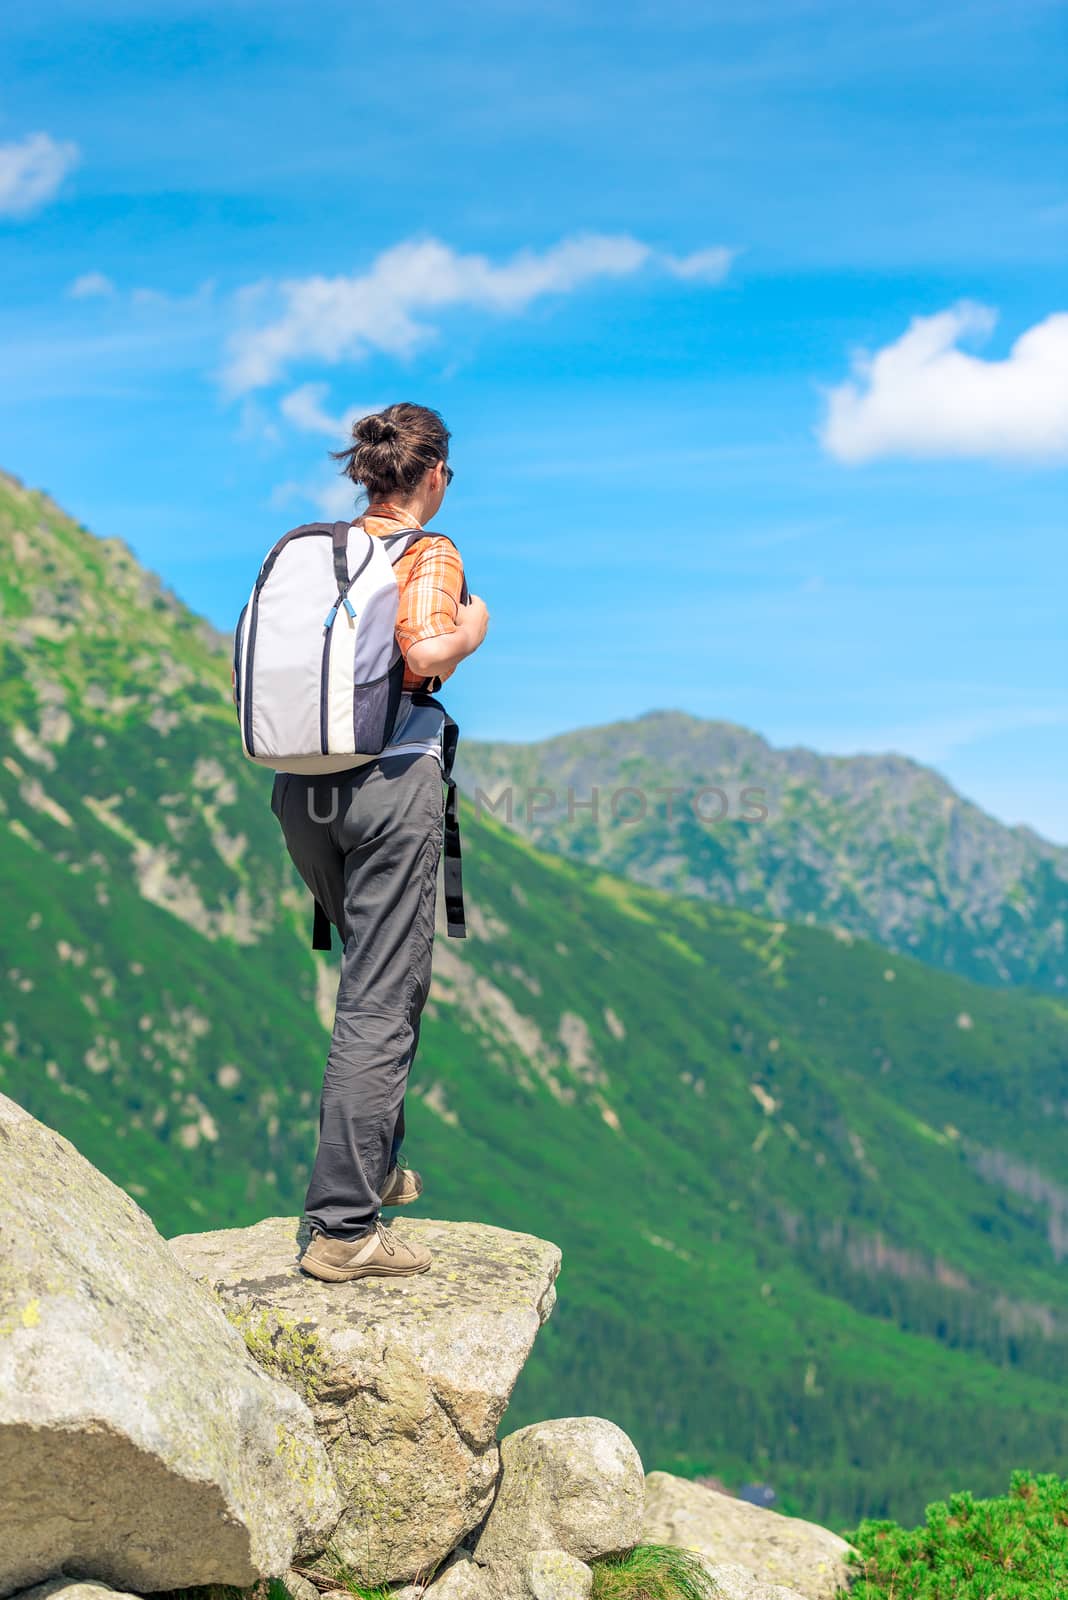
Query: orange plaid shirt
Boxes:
[{"xmin": 359, "ymin": 502, "xmax": 466, "ymax": 692}]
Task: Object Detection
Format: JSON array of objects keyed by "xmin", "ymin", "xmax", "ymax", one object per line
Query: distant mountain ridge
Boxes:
[{"xmin": 456, "ymin": 711, "xmax": 1068, "ymax": 992}]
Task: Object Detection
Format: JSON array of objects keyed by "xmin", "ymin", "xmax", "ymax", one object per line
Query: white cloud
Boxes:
[
  {"xmin": 269, "ymin": 480, "xmax": 304, "ymax": 510},
  {"xmin": 0, "ymin": 132, "xmax": 80, "ymax": 219},
  {"xmin": 270, "ymin": 474, "xmax": 357, "ymax": 521},
  {"xmin": 821, "ymin": 302, "xmax": 1068, "ymax": 463},
  {"xmin": 131, "ymin": 279, "xmax": 216, "ymax": 310},
  {"xmin": 236, "ymin": 398, "xmax": 281, "ymax": 446},
  {"xmin": 68, "ymin": 271, "xmax": 115, "ymax": 299},
  {"xmin": 316, "ymin": 478, "xmax": 360, "ymax": 519},
  {"xmin": 279, "ymin": 383, "xmax": 377, "ymax": 440},
  {"xmin": 663, "ymin": 246, "xmax": 736, "ymax": 283},
  {"xmin": 224, "ymin": 233, "xmax": 733, "ymax": 393},
  {"xmin": 816, "ymin": 705, "xmax": 1068, "ymax": 762}
]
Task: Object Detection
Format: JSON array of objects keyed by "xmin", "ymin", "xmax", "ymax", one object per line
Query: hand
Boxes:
[{"xmin": 457, "ymin": 593, "xmax": 489, "ymax": 649}]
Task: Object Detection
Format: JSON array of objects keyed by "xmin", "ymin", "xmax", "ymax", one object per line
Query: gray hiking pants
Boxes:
[{"xmin": 271, "ymin": 751, "xmax": 444, "ymax": 1239}]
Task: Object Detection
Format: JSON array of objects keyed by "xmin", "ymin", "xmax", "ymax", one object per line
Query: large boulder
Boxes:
[
  {"xmin": 169, "ymin": 1214, "xmax": 562, "ymax": 1587},
  {"xmin": 473, "ymin": 1417, "xmax": 644, "ymax": 1566},
  {"xmin": 642, "ymin": 1472, "xmax": 853, "ymax": 1600},
  {"xmin": 0, "ymin": 1094, "xmax": 339, "ymax": 1600}
]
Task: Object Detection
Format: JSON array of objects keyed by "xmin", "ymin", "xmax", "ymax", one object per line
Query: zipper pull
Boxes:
[
  {"xmin": 323, "ymin": 604, "xmax": 339, "ymax": 629},
  {"xmin": 342, "ymin": 597, "xmax": 357, "ymax": 620}
]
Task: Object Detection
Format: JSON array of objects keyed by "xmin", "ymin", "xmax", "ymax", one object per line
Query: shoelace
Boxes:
[
  {"xmin": 309, "ymin": 1219, "xmax": 406, "ymax": 1255},
  {"xmin": 374, "ymin": 1218, "xmax": 397, "ymax": 1256}
]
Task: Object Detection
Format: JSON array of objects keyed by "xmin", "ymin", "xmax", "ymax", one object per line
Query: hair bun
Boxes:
[
  {"xmin": 332, "ymin": 401, "xmax": 451, "ymax": 499},
  {"xmin": 356, "ymin": 413, "xmax": 398, "ymax": 446}
]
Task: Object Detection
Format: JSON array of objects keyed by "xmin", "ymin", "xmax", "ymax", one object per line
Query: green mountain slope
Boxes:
[
  {"xmin": 2, "ymin": 471, "xmax": 1068, "ymax": 1533},
  {"xmin": 456, "ymin": 713, "xmax": 1068, "ymax": 993}
]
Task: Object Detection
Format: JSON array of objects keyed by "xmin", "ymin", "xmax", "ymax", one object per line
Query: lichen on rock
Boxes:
[
  {"xmin": 0, "ymin": 1092, "xmax": 340, "ymax": 1599},
  {"xmin": 169, "ymin": 1214, "xmax": 562, "ymax": 1590},
  {"xmin": 222, "ymin": 1301, "xmax": 329, "ymax": 1407}
]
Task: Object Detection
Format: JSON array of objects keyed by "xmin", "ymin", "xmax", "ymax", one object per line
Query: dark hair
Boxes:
[{"xmin": 332, "ymin": 402, "xmax": 451, "ymax": 501}]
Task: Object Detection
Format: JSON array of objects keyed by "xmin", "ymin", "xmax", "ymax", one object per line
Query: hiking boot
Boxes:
[
  {"xmin": 380, "ymin": 1162, "xmax": 423, "ymax": 1207},
  {"xmin": 299, "ymin": 1218, "xmax": 431, "ymax": 1282}
]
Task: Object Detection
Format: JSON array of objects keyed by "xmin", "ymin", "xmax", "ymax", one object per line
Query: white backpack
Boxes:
[
  {"xmin": 234, "ymin": 518, "xmax": 469, "ymax": 942},
  {"xmin": 234, "ymin": 519, "xmax": 458, "ymax": 773}
]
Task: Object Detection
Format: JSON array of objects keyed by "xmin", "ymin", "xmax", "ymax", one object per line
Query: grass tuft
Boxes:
[{"xmin": 591, "ymin": 1543, "xmax": 718, "ymax": 1600}]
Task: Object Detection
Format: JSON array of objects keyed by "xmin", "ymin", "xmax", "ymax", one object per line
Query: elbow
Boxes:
[{"xmin": 405, "ymin": 637, "xmax": 447, "ymax": 678}]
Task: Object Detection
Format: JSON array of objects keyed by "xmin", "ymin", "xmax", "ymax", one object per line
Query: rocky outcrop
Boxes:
[
  {"xmin": 0, "ymin": 1094, "xmax": 339, "ymax": 1600},
  {"xmin": 642, "ymin": 1471, "xmax": 853, "ymax": 1600},
  {"xmin": 0, "ymin": 1090, "xmax": 856, "ymax": 1600},
  {"xmin": 169, "ymin": 1214, "xmax": 562, "ymax": 1587},
  {"xmin": 473, "ymin": 1417, "xmax": 644, "ymax": 1568}
]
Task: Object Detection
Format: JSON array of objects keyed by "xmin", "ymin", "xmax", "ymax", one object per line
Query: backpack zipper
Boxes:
[
  {"xmin": 319, "ymin": 616, "xmax": 332, "ymax": 755},
  {"xmin": 242, "ymin": 595, "xmax": 259, "ymax": 757}
]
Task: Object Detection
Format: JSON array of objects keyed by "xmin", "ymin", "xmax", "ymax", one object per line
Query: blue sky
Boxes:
[{"xmin": 3, "ymin": 0, "xmax": 1066, "ymax": 841}]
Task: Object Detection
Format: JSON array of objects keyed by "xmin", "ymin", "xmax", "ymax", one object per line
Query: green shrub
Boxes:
[
  {"xmin": 845, "ymin": 1471, "xmax": 1068, "ymax": 1598},
  {"xmin": 591, "ymin": 1543, "xmax": 717, "ymax": 1600}
]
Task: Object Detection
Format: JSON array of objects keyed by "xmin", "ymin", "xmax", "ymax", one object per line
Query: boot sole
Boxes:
[
  {"xmin": 381, "ymin": 1189, "xmax": 421, "ymax": 1207},
  {"xmin": 299, "ymin": 1254, "xmax": 432, "ymax": 1283}
]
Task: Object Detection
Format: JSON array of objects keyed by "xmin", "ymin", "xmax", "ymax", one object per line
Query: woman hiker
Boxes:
[{"xmin": 269, "ymin": 402, "xmax": 489, "ymax": 1284}]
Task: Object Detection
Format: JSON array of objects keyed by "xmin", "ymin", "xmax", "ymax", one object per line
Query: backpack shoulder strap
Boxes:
[
  {"xmin": 381, "ymin": 528, "xmax": 469, "ymax": 602},
  {"xmin": 330, "ymin": 521, "xmax": 351, "ymax": 592},
  {"xmin": 379, "ymin": 526, "xmax": 444, "ymax": 560},
  {"xmin": 329, "ymin": 522, "xmax": 378, "ymax": 618}
]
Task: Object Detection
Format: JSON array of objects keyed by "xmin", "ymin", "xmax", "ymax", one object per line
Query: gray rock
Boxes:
[
  {"xmin": 473, "ymin": 1417, "xmax": 644, "ymax": 1566},
  {"xmin": 424, "ymin": 1551, "xmax": 492, "ymax": 1600},
  {"xmin": 480, "ymin": 1549, "xmax": 593, "ymax": 1600},
  {"xmin": 0, "ymin": 1094, "xmax": 340, "ymax": 1600},
  {"xmin": 705, "ymin": 1563, "xmax": 809, "ymax": 1600},
  {"xmin": 11, "ymin": 1585, "xmax": 143, "ymax": 1600},
  {"xmin": 523, "ymin": 1551, "xmax": 593, "ymax": 1600},
  {"xmin": 284, "ymin": 1572, "xmax": 325, "ymax": 1600},
  {"xmin": 169, "ymin": 1214, "xmax": 561, "ymax": 1587},
  {"xmin": 642, "ymin": 1472, "xmax": 853, "ymax": 1600}
]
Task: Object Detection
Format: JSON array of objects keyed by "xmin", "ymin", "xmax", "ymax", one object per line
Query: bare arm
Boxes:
[{"xmin": 405, "ymin": 594, "xmax": 489, "ymax": 680}]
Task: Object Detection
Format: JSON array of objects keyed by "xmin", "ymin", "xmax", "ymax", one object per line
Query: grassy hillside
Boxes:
[
  {"xmin": 456, "ymin": 713, "xmax": 1068, "ymax": 993},
  {"xmin": 2, "ymin": 471, "xmax": 1068, "ymax": 1531}
]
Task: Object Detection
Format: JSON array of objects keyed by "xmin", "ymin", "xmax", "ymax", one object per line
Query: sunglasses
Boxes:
[{"xmin": 442, "ymin": 461, "xmax": 454, "ymax": 486}]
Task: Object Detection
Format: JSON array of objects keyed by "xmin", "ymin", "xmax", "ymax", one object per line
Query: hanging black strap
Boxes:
[
  {"xmin": 440, "ymin": 714, "xmax": 466, "ymax": 939},
  {"xmin": 312, "ymin": 898, "xmax": 333, "ymax": 951},
  {"xmin": 413, "ymin": 691, "xmax": 466, "ymax": 939}
]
